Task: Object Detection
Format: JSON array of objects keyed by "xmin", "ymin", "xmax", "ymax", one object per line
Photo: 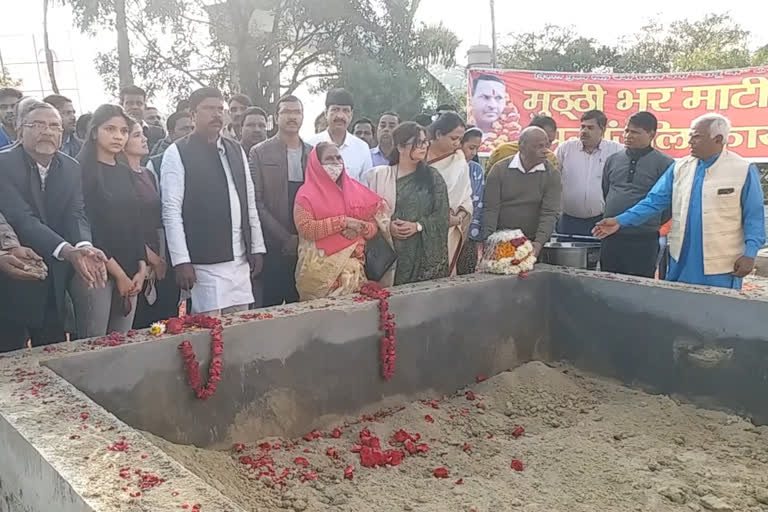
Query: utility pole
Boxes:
[
  {"xmin": 490, "ymin": 0, "xmax": 497, "ymax": 68},
  {"xmin": 43, "ymin": 0, "xmax": 60, "ymax": 94}
]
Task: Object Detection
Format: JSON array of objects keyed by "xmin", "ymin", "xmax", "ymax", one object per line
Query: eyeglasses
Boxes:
[
  {"xmin": 409, "ymin": 139, "xmax": 429, "ymax": 148},
  {"xmin": 24, "ymin": 121, "xmax": 64, "ymax": 133}
]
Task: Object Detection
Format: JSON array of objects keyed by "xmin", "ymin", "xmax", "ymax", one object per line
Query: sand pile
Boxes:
[{"xmin": 148, "ymin": 362, "xmax": 768, "ymax": 512}]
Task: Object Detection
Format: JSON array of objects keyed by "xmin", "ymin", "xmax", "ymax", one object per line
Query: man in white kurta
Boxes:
[{"xmin": 161, "ymin": 87, "xmax": 266, "ymax": 315}]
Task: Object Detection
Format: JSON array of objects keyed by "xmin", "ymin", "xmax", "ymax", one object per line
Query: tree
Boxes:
[
  {"xmin": 63, "ymin": 0, "xmax": 134, "ymax": 87},
  {"xmin": 613, "ymin": 21, "xmax": 676, "ymax": 73},
  {"xmin": 498, "ymin": 14, "xmax": 763, "ymax": 75},
  {"xmin": 616, "ymin": 14, "xmax": 753, "ymax": 72},
  {"xmin": 0, "ymin": 67, "xmax": 21, "ymax": 88},
  {"xmin": 85, "ymin": 0, "xmax": 380, "ymax": 109},
  {"xmin": 330, "ymin": 0, "xmax": 461, "ymax": 120},
  {"xmin": 667, "ymin": 14, "xmax": 752, "ymax": 71},
  {"xmin": 752, "ymin": 44, "xmax": 768, "ymax": 66},
  {"xmin": 43, "ymin": 0, "xmax": 60, "ymax": 93},
  {"xmin": 335, "ymin": 52, "xmax": 425, "ymax": 121},
  {"xmin": 498, "ymin": 25, "xmax": 618, "ymax": 72}
]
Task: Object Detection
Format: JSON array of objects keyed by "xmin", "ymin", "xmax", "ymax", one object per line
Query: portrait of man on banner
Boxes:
[{"xmin": 468, "ymin": 73, "xmax": 522, "ymax": 153}]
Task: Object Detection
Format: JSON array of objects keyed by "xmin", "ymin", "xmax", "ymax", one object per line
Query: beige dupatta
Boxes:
[
  {"xmin": 363, "ymin": 165, "xmax": 397, "ymax": 288},
  {"xmin": 428, "ymin": 151, "xmax": 473, "ymax": 275}
]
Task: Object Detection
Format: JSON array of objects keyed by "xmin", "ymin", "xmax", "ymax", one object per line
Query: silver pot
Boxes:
[{"xmin": 540, "ymin": 241, "xmax": 602, "ymax": 270}]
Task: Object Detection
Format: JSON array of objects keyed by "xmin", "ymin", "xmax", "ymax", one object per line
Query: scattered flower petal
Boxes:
[{"xmin": 433, "ymin": 467, "xmax": 450, "ymax": 478}]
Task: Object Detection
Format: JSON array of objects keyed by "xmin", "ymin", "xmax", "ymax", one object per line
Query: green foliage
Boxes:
[
  {"xmin": 336, "ymin": 53, "xmax": 425, "ymax": 121},
  {"xmin": 499, "ymin": 25, "xmax": 618, "ymax": 72},
  {"xmin": 328, "ymin": 1, "xmax": 461, "ymax": 122},
  {"xmin": 500, "ymin": 14, "xmax": 765, "ymax": 74},
  {"xmin": 753, "ymin": 45, "xmax": 768, "ymax": 66},
  {"xmin": 666, "ymin": 14, "xmax": 752, "ymax": 71},
  {"xmin": 0, "ymin": 67, "xmax": 21, "ymax": 88}
]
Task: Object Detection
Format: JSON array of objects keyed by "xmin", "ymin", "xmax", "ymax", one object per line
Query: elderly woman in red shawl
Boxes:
[{"xmin": 294, "ymin": 142, "xmax": 383, "ymax": 301}]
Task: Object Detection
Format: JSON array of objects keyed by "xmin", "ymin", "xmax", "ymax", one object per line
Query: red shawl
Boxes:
[{"xmin": 295, "ymin": 147, "xmax": 382, "ymax": 255}]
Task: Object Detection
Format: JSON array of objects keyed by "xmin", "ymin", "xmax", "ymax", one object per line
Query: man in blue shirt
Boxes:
[
  {"xmin": 0, "ymin": 87, "xmax": 22, "ymax": 149},
  {"xmin": 43, "ymin": 94, "xmax": 82, "ymax": 158},
  {"xmin": 594, "ymin": 113, "xmax": 765, "ymax": 289},
  {"xmin": 370, "ymin": 112, "xmax": 400, "ymax": 167}
]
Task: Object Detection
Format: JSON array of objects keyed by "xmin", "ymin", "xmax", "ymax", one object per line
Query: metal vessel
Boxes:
[{"xmin": 540, "ymin": 240, "xmax": 602, "ymax": 270}]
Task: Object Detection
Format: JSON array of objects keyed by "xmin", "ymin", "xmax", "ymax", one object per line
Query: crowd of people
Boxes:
[{"xmin": 0, "ymin": 81, "xmax": 764, "ymax": 353}]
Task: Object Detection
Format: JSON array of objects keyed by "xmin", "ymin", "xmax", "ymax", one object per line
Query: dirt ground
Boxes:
[{"xmin": 147, "ymin": 361, "xmax": 768, "ymax": 512}]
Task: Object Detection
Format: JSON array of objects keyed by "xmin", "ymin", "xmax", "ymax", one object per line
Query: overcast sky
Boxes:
[{"xmin": 3, "ymin": 0, "xmax": 768, "ymax": 135}]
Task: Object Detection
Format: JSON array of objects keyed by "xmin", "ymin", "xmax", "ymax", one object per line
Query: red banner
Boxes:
[{"xmin": 467, "ymin": 68, "xmax": 768, "ymax": 160}]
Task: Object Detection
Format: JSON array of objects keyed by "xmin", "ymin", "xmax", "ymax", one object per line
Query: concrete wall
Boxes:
[
  {"xmin": 0, "ymin": 415, "xmax": 93, "ymax": 512},
  {"xmin": 549, "ymin": 271, "xmax": 768, "ymax": 424},
  {"xmin": 6, "ymin": 268, "xmax": 768, "ymax": 511},
  {"xmin": 39, "ymin": 268, "xmax": 768, "ymax": 453},
  {"xmin": 45, "ymin": 274, "xmax": 550, "ymax": 449}
]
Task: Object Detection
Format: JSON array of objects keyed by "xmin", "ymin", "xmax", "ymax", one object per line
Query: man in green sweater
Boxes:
[{"xmin": 481, "ymin": 126, "xmax": 562, "ymax": 256}]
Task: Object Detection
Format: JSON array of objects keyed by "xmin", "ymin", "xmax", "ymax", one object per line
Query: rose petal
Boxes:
[{"xmin": 433, "ymin": 467, "xmax": 450, "ymax": 478}]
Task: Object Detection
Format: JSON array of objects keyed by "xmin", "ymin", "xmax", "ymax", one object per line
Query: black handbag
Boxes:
[{"xmin": 364, "ymin": 233, "xmax": 398, "ymax": 282}]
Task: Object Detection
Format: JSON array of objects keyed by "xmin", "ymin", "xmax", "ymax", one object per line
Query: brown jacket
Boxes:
[
  {"xmin": 0, "ymin": 211, "xmax": 20, "ymax": 251},
  {"xmin": 248, "ymin": 136, "xmax": 311, "ymax": 254}
]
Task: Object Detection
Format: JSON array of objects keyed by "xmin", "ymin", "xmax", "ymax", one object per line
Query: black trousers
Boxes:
[
  {"xmin": 600, "ymin": 233, "xmax": 659, "ymax": 278},
  {"xmin": 133, "ymin": 274, "xmax": 181, "ymax": 328},
  {"xmin": 261, "ymin": 254, "xmax": 299, "ymax": 307},
  {"xmin": 0, "ymin": 295, "xmax": 65, "ymax": 353}
]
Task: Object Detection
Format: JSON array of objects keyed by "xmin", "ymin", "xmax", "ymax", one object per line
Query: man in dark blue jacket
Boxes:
[{"xmin": 0, "ymin": 101, "xmax": 107, "ymax": 351}]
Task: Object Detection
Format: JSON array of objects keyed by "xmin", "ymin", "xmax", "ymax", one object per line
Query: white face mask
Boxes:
[{"xmin": 324, "ymin": 163, "xmax": 343, "ymax": 182}]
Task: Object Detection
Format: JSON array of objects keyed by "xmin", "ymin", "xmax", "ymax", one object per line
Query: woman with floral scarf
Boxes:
[{"xmin": 294, "ymin": 143, "xmax": 383, "ymax": 300}]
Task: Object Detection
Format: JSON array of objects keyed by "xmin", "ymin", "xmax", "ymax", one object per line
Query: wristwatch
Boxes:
[{"xmin": 416, "ymin": 222, "xmax": 423, "ymax": 233}]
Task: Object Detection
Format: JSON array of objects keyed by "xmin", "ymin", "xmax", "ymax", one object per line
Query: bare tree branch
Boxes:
[
  {"xmin": 125, "ymin": 16, "xmax": 212, "ymax": 87},
  {"xmin": 282, "ymin": 71, "xmax": 339, "ymax": 93}
]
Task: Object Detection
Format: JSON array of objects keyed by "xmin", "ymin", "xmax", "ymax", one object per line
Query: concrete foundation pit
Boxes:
[{"xmin": 2, "ymin": 266, "xmax": 768, "ymax": 511}]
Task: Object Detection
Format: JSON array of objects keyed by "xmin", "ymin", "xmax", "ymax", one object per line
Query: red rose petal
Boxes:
[
  {"xmin": 510, "ymin": 459, "xmax": 524, "ymax": 472},
  {"xmin": 463, "ymin": 442, "xmax": 471, "ymax": 453},
  {"xmin": 344, "ymin": 465, "xmax": 354, "ymax": 480},
  {"xmin": 512, "ymin": 426, "xmax": 525, "ymax": 439},
  {"xmin": 331, "ymin": 428, "xmax": 342, "ymax": 438},
  {"xmin": 475, "ymin": 375, "xmax": 487, "ymax": 383},
  {"xmin": 455, "ymin": 478, "xmax": 464, "ymax": 485},
  {"xmin": 465, "ymin": 391, "xmax": 476, "ymax": 401},
  {"xmin": 293, "ymin": 457, "xmax": 309, "ymax": 467},
  {"xmin": 433, "ymin": 467, "xmax": 450, "ymax": 478},
  {"xmin": 424, "ymin": 414, "xmax": 434, "ymax": 423}
]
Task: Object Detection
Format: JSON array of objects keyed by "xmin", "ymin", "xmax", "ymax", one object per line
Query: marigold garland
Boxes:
[
  {"xmin": 359, "ymin": 281, "xmax": 396, "ymax": 381},
  {"xmin": 174, "ymin": 314, "xmax": 224, "ymax": 400}
]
